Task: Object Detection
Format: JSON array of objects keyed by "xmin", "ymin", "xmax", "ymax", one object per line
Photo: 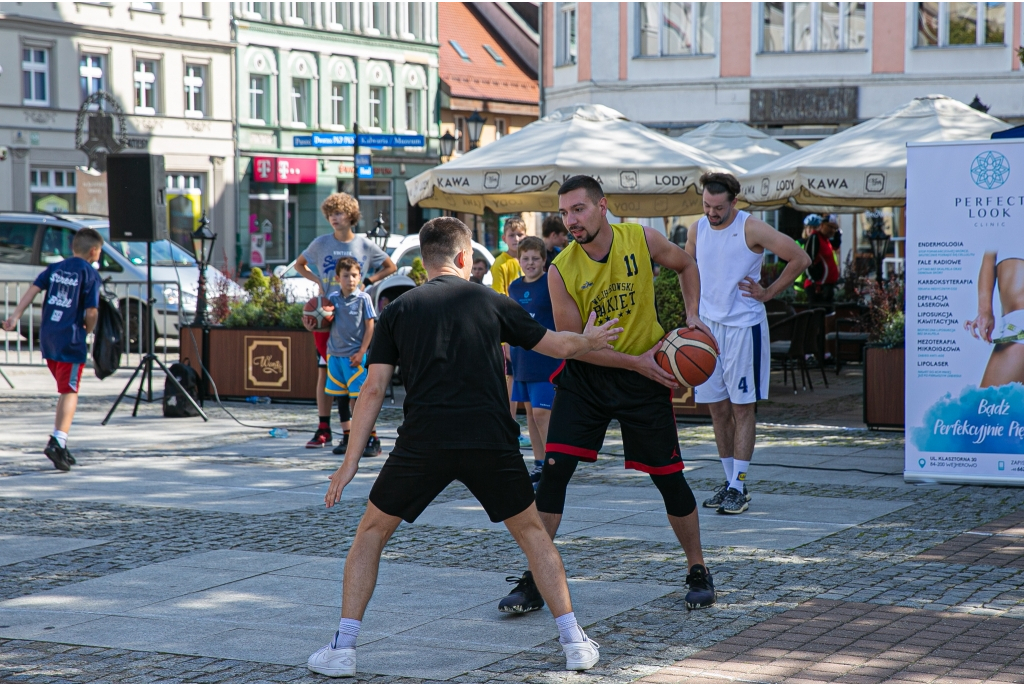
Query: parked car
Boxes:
[
  {"xmin": 274, "ymin": 233, "xmax": 495, "ymax": 310},
  {"xmin": 0, "ymin": 212, "xmax": 242, "ymax": 346}
]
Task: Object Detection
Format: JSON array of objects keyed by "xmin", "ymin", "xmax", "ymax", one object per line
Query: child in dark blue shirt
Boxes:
[
  {"xmin": 507, "ymin": 236, "xmax": 561, "ymax": 484},
  {"xmin": 2, "ymin": 228, "xmax": 103, "ymax": 471}
]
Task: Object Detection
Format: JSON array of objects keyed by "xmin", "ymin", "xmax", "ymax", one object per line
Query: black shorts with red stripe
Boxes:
[{"xmin": 546, "ymin": 359, "xmax": 684, "ymax": 475}]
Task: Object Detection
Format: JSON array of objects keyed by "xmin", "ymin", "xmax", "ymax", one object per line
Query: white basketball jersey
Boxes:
[{"xmin": 695, "ymin": 210, "xmax": 766, "ymax": 327}]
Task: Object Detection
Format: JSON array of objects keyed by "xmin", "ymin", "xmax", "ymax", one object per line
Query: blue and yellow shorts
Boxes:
[{"xmin": 326, "ymin": 354, "xmax": 367, "ymax": 397}]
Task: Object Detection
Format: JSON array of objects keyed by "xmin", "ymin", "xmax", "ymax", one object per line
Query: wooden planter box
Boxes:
[
  {"xmin": 673, "ymin": 385, "xmax": 712, "ymax": 419},
  {"xmin": 180, "ymin": 325, "xmax": 320, "ymax": 401},
  {"xmin": 863, "ymin": 345, "xmax": 905, "ymax": 429}
]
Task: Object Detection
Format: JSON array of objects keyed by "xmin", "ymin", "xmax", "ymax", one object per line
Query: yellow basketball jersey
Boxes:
[{"xmin": 552, "ymin": 223, "xmax": 665, "ymax": 356}]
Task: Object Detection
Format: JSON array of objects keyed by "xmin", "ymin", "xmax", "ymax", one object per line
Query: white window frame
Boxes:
[
  {"xmin": 455, "ymin": 115, "xmax": 467, "ymax": 153},
  {"xmin": 31, "ymin": 168, "xmax": 78, "ymax": 194},
  {"xmin": 495, "ymin": 118, "xmax": 507, "ymax": 140},
  {"xmin": 404, "ymin": 90, "xmax": 421, "ymax": 133},
  {"xmin": 22, "ymin": 47, "xmax": 50, "ymax": 107},
  {"xmin": 557, "ymin": 2, "xmax": 578, "ymax": 66},
  {"xmin": 330, "ymin": 81, "xmax": 348, "ymax": 128},
  {"xmin": 915, "ymin": 2, "xmax": 1006, "ymax": 47},
  {"xmin": 80, "ymin": 53, "xmax": 104, "ymax": 105},
  {"xmin": 242, "ymin": 1, "xmax": 267, "ymax": 20},
  {"xmin": 184, "ymin": 64, "xmax": 205, "ymax": 118},
  {"xmin": 368, "ymin": 86, "xmax": 386, "ymax": 131},
  {"xmin": 636, "ymin": 2, "xmax": 715, "ymax": 57},
  {"xmin": 286, "ymin": 1, "xmax": 310, "ymax": 25},
  {"xmin": 366, "ymin": 2, "xmax": 388, "ymax": 36},
  {"xmin": 134, "ymin": 59, "xmax": 159, "ymax": 115},
  {"xmin": 326, "ymin": 2, "xmax": 352, "ymax": 29},
  {"xmin": 291, "ymin": 77, "xmax": 311, "ymax": 127},
  {"xmin": 248, "ymin": 74, "xmax": 267, "ymax": 125},
  {"xmin": 760, "ymin": 2, "xmax": 867, "ymax": 53},
  {"xmin": 403, "ymin": 2, "xmax": 423, "ymax": 40}
]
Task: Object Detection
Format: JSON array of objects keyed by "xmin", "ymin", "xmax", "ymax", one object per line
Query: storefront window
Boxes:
[
  {"xmin": 249, "ymin": 186, "xmax": 289, "ymax": 266},
  {"xmin": 31, "ymin": 168, "xmax": 77, "ymax": 213},
  {"xmin": 166, "ymin": 174, "xmax": 204, "ymax": 252}
]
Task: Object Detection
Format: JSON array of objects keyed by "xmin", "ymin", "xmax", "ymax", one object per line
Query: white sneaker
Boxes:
[
  {"xmin": 307, "ymin": 641, "xmax": 356, "ymax": 678},
  {"xmin": 562, "ymin": 634, "xmax": 600, "ymax": 671}
]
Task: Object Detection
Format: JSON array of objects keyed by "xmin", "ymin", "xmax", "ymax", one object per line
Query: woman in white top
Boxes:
[{"xmin": 965, "ymin": 250, "xmax": 1024, "ymax": 386}]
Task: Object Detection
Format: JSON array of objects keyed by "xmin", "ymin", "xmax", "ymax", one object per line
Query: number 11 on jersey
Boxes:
[{"xmin": 623, "ymin": 253, "xmax": 639, "ymax": 277}]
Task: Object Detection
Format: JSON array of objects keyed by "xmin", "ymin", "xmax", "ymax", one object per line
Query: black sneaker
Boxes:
[
  {"xmin": 43, "ymin": 437, "xmax": 71, "ymax": 472},
  {"xmin": 332, "ymin": 432, "xmax": 350, "ymax": 455},
  {"xmin": 703, "ymin": 481, "xmax": 749, "ymax": 508},
  {"xmin": 684, "ymin": 564, "xmax": 716, "ymax": 610},
  {"xmin": 64, "ymin": 447, "xmax": 76, "ymax": 465},
  {"xmin": 498, "ymin": 571, "xmax": 545, "ymax": 614},
  {"xmin": 363, "ymin": 435, "xmax": 382, "ymax": 457},
  {"xmin": 306, "ymin": 428, "xmax": 332, "ymax": 449},
  {"xmin": 717, "ymin": 487, "xmax": 749, "ymax": 515}
]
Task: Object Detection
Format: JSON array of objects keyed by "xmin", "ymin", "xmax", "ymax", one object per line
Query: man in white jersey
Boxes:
[{"xmin": 686, "ymin": 173, "xmax": 810, "ymax": 515}]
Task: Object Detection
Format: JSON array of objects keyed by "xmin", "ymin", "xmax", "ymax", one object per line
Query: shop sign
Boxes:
[
  {"xmin": 294, "ymin": 133, "xmax": 425, "ymax": 149},
  {"xmin": 245, "ymin": 336, "xmax": 291, "ymax": 391},
  {"xmin": 252, "ymin": 157, "xmax": 317, "ymax": 184},
  {"xmin": 339, "ymin": 165, "xmax": 393, "ymax": 176}
]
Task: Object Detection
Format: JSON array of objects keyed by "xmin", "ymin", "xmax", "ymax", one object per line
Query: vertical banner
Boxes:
[{"xmin": 906, "ymin": 139, "xmax": 1024, "ymax": 485}]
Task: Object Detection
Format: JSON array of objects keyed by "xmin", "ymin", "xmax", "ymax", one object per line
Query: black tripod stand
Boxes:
[{"xmin": 102, "ymin": 241, "xmax": 207, "ymax": 425}]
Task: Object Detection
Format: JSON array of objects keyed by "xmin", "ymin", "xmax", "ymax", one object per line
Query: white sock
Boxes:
[
  {"xmin": 53, "ymin": 430, "xmax": 68, "ymax": 449},
  {"xmin": 730, "ymin": 460, "xmax": 748, "ymax": 492},
  {"xmin": 331, "ymin": 618, "xmax": 361, "ymax": 649},
  {"xmin": 719, "ymin": 456, "xmax": 734, "ymax": 482},
  {"xmin": 555, "ymin": 612, "xmax": 586, "ymax": 644}
]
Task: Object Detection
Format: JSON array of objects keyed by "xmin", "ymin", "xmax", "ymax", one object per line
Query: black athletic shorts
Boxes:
[
  {"xmin": 546, "ymin": 360, "xmax": 684, "ymax": 475},
  {"xmin": 368, "ymin": 448, "xmax": 535, "ymax": 523}
]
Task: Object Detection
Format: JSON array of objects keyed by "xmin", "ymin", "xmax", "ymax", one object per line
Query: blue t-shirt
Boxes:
[
  {"xmin": 33, "ymin": 256, "xmax": 101, "ymax": 363},
  {"xmin": 507, "ymin": 273, "xmax": 561, "ymax": 383}
]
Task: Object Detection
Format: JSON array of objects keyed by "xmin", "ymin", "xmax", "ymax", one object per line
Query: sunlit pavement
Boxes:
[{"xmin": 3, "ymin": 365, "xmax": 1024, "ymax": 683}]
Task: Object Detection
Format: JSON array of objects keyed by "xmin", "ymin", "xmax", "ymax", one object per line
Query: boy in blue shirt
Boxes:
[
  {"xmin": 323, "ymin": 257, "xmax": 380, "ymax": 457},
  {"xmin": 507, "ymin": 236, "xmax": 562, "ymax": 484},
  {"xmin": 2, "ymin": 228, "xmax": 103, "ymax": 471}
]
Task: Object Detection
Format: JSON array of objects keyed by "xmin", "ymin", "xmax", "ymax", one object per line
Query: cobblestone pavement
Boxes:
[{"xmin": 2, "ymin": 368, "xmax": 1023, "ymax": 683}]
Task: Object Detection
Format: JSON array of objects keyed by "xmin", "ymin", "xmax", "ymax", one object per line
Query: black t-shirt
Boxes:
[{"xmin": 368, "ymin": 275, "xmax": 548, "ymax": 453}]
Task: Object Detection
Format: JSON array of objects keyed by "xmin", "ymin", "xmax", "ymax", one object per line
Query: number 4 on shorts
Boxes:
[{"xmin": 738, "ymin": 377, "xmax": 748, "ymax": 393}]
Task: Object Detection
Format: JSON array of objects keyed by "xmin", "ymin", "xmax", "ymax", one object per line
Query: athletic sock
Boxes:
[
  {"xmin": 555, "ymin": 612, "xmax": 586, "ymax": 644},
  {"xmin": 720, "ymin": 457, "xmax": 734, "ymax": 482},
  {"xmin": 53, "ymin": 430, "xmax": 68, "ymax": 449},
  {"xmin": 331, "ymin": 618, "xmax": 361, "ymax": 649},
  {"xmin": 730, "ymin": 460, "xmax": 749, "ymax": 492},
  {"xmin": 318, "ymin": 416, "xmax": 330, "ymax": 431}
]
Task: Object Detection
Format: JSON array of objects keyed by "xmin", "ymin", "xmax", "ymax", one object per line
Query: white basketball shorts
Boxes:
[{"xmin": 694, "ymin": 315, "xmax": 770, "ymax": 405}]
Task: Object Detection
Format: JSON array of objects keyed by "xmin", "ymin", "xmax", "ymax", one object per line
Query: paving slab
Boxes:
[{"xmin": 0, "ymin": 534, "xmax": 109, "ymax": 567}]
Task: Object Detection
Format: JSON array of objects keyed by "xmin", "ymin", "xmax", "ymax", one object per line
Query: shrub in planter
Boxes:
[
  {"xmin": 220, "ymin": 267, "xmax": 304, "ymax": 329},
  {"xmin": 654, "ymin": 266, "xmax": 685, "ymax": 331}
]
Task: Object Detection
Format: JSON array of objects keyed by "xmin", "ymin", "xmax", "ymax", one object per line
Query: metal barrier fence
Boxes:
[{"xmin": 1, "ymin": 279, "xmax": 183, "ymax": 368}]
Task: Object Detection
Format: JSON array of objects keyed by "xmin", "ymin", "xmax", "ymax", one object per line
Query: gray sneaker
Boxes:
[
  {"xmin": 717, "ymin": 487, "xmax": 749, "ymax": 515},
  {"xmin": 703, "ymin": 481, "xmax": 749, "ymax": 508}
]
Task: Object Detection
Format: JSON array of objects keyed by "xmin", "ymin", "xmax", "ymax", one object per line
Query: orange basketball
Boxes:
[
  {"xmin": 303, "ymin": 296, "xmax": 335, "ymax": 330},
  {"xmin": 654, "ymin": 328, "xmax": 719, "ymax": 387}
]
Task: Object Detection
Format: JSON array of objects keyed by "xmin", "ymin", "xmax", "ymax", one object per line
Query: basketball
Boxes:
[
  {"xmin": 654, "ymin": 328, "xmax": 719, "ymax": 387},
  {"xmin": 303, "ymin": 296, "xmax": 335, "ymax": 330}
]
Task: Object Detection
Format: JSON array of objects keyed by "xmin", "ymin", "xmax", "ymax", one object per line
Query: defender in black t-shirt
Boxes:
[{"xmin": 306, "ymin": 217, "xmax": 623, "ymax": 679}]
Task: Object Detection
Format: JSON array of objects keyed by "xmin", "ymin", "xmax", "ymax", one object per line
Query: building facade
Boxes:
[
  {"xmin": 542, "ymin": 2, "xmax": 1023, "ymax": 139},
  {"xmin": 0, "ymin": 2, "xmax": 236, "ymax": 269},
  {"xmin": 438, "ymin": 1, "xmax": 539, "ymax": 248},
  {"xmin": 233, "ymin": 1, "xmax": 441, "ymax": 271}
]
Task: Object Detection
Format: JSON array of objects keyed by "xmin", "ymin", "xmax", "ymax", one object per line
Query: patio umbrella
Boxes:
[
  {"xmin": 738, "ymin": 95, "xmax": 1007, "ymax": 210},
  {"xmin": 406, "ymin": 104, "xmax": 741, "ymax": 218},
  {"xmin": 676, "ymin": 120, "xmax": 795, "ymax": 173}
]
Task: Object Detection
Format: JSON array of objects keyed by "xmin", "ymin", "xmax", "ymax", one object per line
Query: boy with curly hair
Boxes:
[{"xmin": 295, "ymin": 192, "xmax": 396, "ymax": 454}]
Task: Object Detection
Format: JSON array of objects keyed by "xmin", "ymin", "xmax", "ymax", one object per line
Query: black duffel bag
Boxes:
[
  {"xmin": 92, "ymin": 289, "xmax": 125, "ymax": 380},
  {"xmin": 163, "ymin": 361, "xmax": 202, "ymax": 417}
]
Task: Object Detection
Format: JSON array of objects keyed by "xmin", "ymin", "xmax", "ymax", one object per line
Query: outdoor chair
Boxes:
[
  {"xmin": 803, "ymin": 308, "xmax": 830, "ymax": 390},
  {"xmin": 769, "ymin": 310, "xmax": 809, "ymax": 394},
  {"xmin": 824, "ymin": 304, "xmax": 870, "ymax": 374},
  {"xmin": 765, "ymin": 299, "xmax": 796, "ymax": 329}
]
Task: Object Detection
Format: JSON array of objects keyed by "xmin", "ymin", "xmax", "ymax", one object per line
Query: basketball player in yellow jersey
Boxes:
[{"xmin": 497, "ymin": 175, "xmax": 720, "ymax": 615}]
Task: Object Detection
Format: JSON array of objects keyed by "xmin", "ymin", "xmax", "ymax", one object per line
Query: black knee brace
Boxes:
[
  {"xmin": 534, "ymin": 453, "xmax": 579, "ymax": 514},
  {"xmin": 336, "ymin": 395, "xmax": 351, "ymax": 423},
  {"xmin": 650, "ymin": 471, "xmax": 697, "ymax": 518}
]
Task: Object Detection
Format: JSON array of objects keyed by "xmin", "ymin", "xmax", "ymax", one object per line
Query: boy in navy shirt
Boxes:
[
  {"xmin": 507, "ymin": 236, "xmax": 561, "ymax": 483},
  {"xmin": 2, "ymin": 228, "xmax": 103, "ymax": 471}
]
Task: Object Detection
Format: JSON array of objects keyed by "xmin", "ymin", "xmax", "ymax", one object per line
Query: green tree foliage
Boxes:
[
  {"xmin": 409, "ymin": 256, "xmax": 428, "ymax": 286},
  {"xmin": 654, "ymin": 266, "xmax": 685, "ymax": 331}
]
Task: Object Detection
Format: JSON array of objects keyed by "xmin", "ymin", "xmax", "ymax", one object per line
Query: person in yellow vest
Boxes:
[
  {"xmin": 491, "ymin": 217, "xmax": 528, "ymax": 436},
  {"xmin": 496, "ymin": 175, "xmax": 719, "ymax": 615}
]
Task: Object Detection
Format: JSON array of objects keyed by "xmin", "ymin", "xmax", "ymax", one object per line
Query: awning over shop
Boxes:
[
  {"xmin": 406, "ymin": 104, "xmax": 741, "ymax": 217},
  {"xmin": 738, "ymin": 95, "xmax": 1007, "ymax": 210}
]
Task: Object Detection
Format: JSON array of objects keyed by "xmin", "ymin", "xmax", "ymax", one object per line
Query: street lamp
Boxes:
[
  {"xmin": 439, "ymin": 130, "xmax": 456, "ymax": 159},
  {"xmin": 864, "ymin": 210, "xmax": 889, "ymax": 283},
  {"xmin": 190, "ymin": 213, "xmax": 216, "ymax": 405},
  {"xmin": 467, "ymin": 111, "xmax": 486, "ymax": 150},
  {"xmin": 366, "ymin": 212, "xmax": 390, "ymax": 250}
]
